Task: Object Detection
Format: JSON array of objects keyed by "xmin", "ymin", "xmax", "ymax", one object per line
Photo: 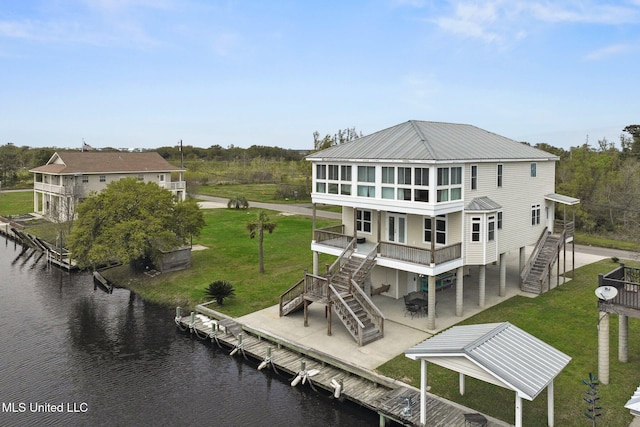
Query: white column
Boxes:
[
  {"xmin": 598, "ymin": 311, "xmax": 609, "ymax": 384},
  {"xmin": 479, "ymin": 265, "xmax": 486, "ymax": 308},
  {"xmin": 313, "ymin": 251, "xmax": 319, "ymax": 276},
  {"xmin": 515, "ymin": 393, "xmax": 522, "ymax": 427},
  {"xmin": 548, "ymin": 380, "xmax": 555, "ymax": 427},
  {"xmin": 456, "ymin": 266, "xmax": 464, "ymax": 317},
  {"xmin": 420, "ymin": 359, "xmax": 427, "ymax": 426},
  {"xmin": 459, "ymin": 373, "xmax": 465, "ymax": 395},
  {"xmin": 427, "ymin": 275, "xmax": 436, "ymax": 330},
  {"xmin": 499, "ymin": 252, "xmax": 506, "ymax": 297},
  {"xmin": 619, "ymin": 314, "xmax": 628, "ymax": 363}
]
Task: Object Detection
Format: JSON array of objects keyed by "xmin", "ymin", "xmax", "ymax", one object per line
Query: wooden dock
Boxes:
[{"xmin": 177, "ymin": 303, "xmax": 508, "ymax": 427}]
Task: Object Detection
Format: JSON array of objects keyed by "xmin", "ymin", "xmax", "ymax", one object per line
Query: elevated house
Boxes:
[
  {"xmin": 30, "ymin": 151, "xmax": 186, "ymax": 221},
  {"xmin": 279, "ymin": 120, "xmax": 578, "ymax": 344}
]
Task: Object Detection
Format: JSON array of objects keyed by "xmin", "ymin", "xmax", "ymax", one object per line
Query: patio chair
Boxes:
[{"xmin": 403, "ymin": 295, "xmax": 421, "ymax": 319}]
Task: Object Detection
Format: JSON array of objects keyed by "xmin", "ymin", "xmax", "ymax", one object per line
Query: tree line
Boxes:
[{"xmin": 3, "ymin": 125, "xmax": 640, "ymax": 241}]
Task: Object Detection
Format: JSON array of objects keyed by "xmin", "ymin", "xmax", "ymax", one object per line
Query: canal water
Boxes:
[{"xmin": 0, "ymin": 240, "xmax": 379, "ymax": 426}]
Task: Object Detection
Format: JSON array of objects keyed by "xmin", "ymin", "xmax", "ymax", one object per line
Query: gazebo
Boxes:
[{"xmin": 405, "ymin": 322, "xmax": 571, "ymax": 427}]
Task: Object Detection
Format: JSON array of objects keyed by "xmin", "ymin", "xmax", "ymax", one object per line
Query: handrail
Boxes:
[
  {"xmin": 531, "ymin": 227, "xmax": 566, "ymax": 293},
  {"xmin": 351, "ymin": 244, "xmax": 378, "ymax": 281},
  {"xmin": 329, "ymin": 284, "xmax": 364, "ymax": 345},
  {"xmin": 350, "ymin": 278, "xmax": 384, "ymax": 337},
  {"xmin": 278, "ymin": 277, "xmax": 305, "ymax": 317},
  {"xmin": 520, "ymin": 228, "xmax": 549, "ymax": 281},
  {"xmin": 327, "ymin": 238, "xmax": 356, "ymax": 276}
]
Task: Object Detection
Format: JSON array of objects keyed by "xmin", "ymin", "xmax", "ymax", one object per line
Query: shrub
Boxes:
[
  {"xmin": 227, "ymin": 196, "xmax": 249, "ymax": 209},
  {"xmin": 204, "ymin": 280, "xmax": 235, "ymax": 305}
]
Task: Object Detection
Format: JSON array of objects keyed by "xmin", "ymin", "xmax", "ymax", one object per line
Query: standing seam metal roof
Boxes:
[
  {"xmin": 405, "ymin": 322, "xmax": 571, "ymax": 400},
  {"xmin": 306, "ymin": 120, "xmax": 559, "ymax": 162}
]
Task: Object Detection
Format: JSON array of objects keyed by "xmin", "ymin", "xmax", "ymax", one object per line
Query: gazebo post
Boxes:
[
  {"xmin": 420, "ymin": 359, "xmax": 427, "ymax": 426},
  {"xmin": 515, "ymin": 393, "xmax": 522, "ymax": 427},
  {"xmin": 548, "ymin": 380, "xmax": 554, "ymax": 427}
]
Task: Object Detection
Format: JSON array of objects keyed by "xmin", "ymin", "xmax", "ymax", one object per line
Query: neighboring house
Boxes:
[
  {"xmin": 302, "ymin": 120, "xmax": 578, "ymax": 333},
  {"xmin": 30, "ymin": 151, "xmax": 186, "ymax": 221}
]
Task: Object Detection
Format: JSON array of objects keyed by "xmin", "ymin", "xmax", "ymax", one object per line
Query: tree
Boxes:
[
  {"xmin": 0, "ymin": 143, "xmax": 20, "ymax": 185},
  {"xmin": 623, "ymin": 125, "xmax": 640, "ymax": 158},
  {"xmin": 67, "ymin": 178, "xmax": 204, "ymax": 269},
  {"xmin": 313, "ymin": 127, "xmax": 362, "ymax": 151},
  {"xmin": 204, "ymin": 280, "xmax": 235, "ymax": 305},
  {"xmin": 247, "ymin": 210, "xmax": 277, "ymax": 273}
]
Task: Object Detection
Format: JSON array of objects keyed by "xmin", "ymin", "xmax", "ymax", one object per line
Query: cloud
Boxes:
[
  {"xmin": 584, "ymin": 43, "xmax": 632, "ymax": 60},
  {"xmin": 430, "ymin": 0, "xmax": 640, "ymax": 45}
]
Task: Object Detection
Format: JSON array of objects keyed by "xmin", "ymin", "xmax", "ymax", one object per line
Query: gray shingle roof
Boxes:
[
  {"xmin": 306, "ymin": 120, "xmax": 559, "ymax": 162},
  {"xmin": 405, "ymin": 322, "xmax": 571, "ymax": 400},
  {"xmin": 29, "ymin": 151, "xmax": 184, "ymax": 175}
]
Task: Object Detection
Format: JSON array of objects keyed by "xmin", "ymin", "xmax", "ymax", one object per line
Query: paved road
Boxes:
[{"xmin": 194, "ymin": 194, "xmax": 341, "ymax": 220}]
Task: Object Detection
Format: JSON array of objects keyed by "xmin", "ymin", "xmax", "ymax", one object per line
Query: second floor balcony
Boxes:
[{"xmin": 313, "ymin": 225, "xmax": 462, "ymax": 273}]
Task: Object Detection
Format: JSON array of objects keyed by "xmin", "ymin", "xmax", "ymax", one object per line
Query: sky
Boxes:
[{"xmin": 1, "ymin": 0, "xmax": 639, "ymax": 151}]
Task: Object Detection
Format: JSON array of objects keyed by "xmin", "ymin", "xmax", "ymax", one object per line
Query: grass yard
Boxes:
[
  {"xmin": 0, "ymin": 190, "xmax": 33, "ymax": 217},
  {"xmin": 376, "ymin": 259, "xmax": 640, "ymax": 427},
  {"xmin": 198, "ymin": 183, "xmax": 309, "ymax": 204},
  {"xmin": 102, "ymin": 207, "xmax": 339, "ymax": 317}
]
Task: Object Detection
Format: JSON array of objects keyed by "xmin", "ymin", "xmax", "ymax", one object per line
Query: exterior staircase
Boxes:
[
  {"xmin": 279, "ymin": 241, "xmax": 384, "ymax": 346},
  {"xmin": 521, "ymin": 230, "xmax": 563, "ymax": 294}
]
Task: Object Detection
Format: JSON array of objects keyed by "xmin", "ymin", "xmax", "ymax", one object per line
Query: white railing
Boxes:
[{"xmin": 161, "ymin": 181, "xmax": 186, "ymax": 190}]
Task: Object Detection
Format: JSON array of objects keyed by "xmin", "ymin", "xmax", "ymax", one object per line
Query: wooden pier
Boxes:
[{"xmin": 177, "ymin": 303, "xmax": 508, "ymax": 427}]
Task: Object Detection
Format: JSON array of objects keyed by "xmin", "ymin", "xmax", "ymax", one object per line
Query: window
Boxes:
[
  {"xmin": 531, "ymin": 204, "xmax": 541, "ymax": 225},
  {"xmin": 328, "ymin": 165, "xmax": 339, "ymax": 180},
  {"xmin": 340, "ymin": 184, "xmax": 351, "ymax": 195},
  {"xmin": 414, "ymin": 189, "xmax": 429, "ymax": 202},
  {"xmin": 357, "ymin": 185, "xmax": 375, "ymax": 197},
  {"xmin": 82, "ymin": 175, "xmax": 89, "ymax": 183},
  {"xmin": 471, "ymin": 165, "xmax": 477, "ymax": 190},
  {"xmin": 382, "ymin": 167, "xmax": 394, "ymax": 184},
  {"xmin": 437, "ymin": 168, "xmax": 449, "ymax": 186},
  {"xmin": 424, "ymin": 215, "xmax": 446, "ymax": 245},
  {"xmin": 437, "ymin": 189, "xmax": 449, "ymax": 202},
  {"xmin": 357, "ymin": 166, "xmax": 375, "ymax": 182},
  {"xmin": 497, "ymin": 164, "xmax": 503, "ymax": 187},
  {"xmin": 99, "ymin": 175, "xmax": 106, "ymax": 183},
  {"xmin": 316, "ymin": 182, "xmax": 326, "ymax": 193},
  {"xmin": 382, "ymin": 187, "xmax": 394, "ymax": 199},
  {"xmin": 531, "ymin": 162, "xmax": 537, "ymax": 177},
  {"xmin": 415, "ymin": 168, "xmax": 429, "ymax": 186},
  {"xmin": 451, "ymin": 167, "xmax": 462, "ymax": 185},
  {"xmin": 397, "ymin": 167, "xmax": 411, "ymax": 185},
  {"xmin": 158, "ymin": 174, "xmax": 165, "ymax": 182},
  {"xmin": 397, "ymin": 188, "xmax": 411, "ymax": 201},
  {"xmin": 497, "ymin": 211, "xmax": 503, "ymax": 229},
  {"xmin": 137, "ymin": 174, "xmax": 144, "ymax": 181},
  {"xmin": 328, "ymin": 183, "xmax": 338, "ymax": 194},
  {"xmin": 356, "ymin": 210, "xmax": 372, "ymax": 233},
  {"xmin": 488, "ymin": 215, "xmax": 495, "ymax": 241},
  {"xmin": 316, "ymin": 165, "xmax": 326, "ymax": 179},
  {"xmin": 471, "ymin": 217, "xmax": 481, "ymax": 242},
  {"xmin": 340, "ymin": 165, "xmax": 352, "ymax": 181}
]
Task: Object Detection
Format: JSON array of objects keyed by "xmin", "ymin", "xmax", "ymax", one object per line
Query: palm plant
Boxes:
[
  {"xmin": 227, "ymin": 195, "xmax": 249, "ymax": 209},
  {"xmin": 204, "ymin": 280, "xmax": 235, "ymax": 305},
  {"xmin": 247, "ymin": 210, "xmax": 277, "ymax": 273}
]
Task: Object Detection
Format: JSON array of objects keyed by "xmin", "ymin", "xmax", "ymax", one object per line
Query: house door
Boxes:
[{"xmin": 387, "ymin": 213, "xmax": 406, "ymax": 244}]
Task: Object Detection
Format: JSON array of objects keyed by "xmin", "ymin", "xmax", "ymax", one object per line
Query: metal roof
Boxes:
[
  {"xmin": 466, "ymin": 196, "xmax": 502, "ymax": 211},
  {"xmin": 29, "ymin": 151, "xmax": 184, "ymax": 175},
  {"xmin": 625, "ymin": 384, "xmax": 640, "ymax": 415},
  {"xmin": 545, "ymin": 193, "xmax": 580, "ymax": 205},
  {"xmin": 405, "ymin": 322, "xmax": 571, "ymax": 400},
  {"xmin": 307, "ymin": 120, "xmax": 559, "ymax": 162}
]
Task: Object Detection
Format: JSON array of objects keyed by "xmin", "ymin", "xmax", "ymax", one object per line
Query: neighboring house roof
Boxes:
[
  {"xmin": 405, "ymin": 322, "xmax": 571, "ymax": 401},
  {"xmin": 307, "ymin": 120, "xmax": 559, "ymax": 162},
  {"xmin": 465, "ymin": 196, "xmax": 502, "ymax": 211},
  {"xmin": 625, "ymin": 384, "xmax": 640, "ymax": 416},
  {"xmin": 29, "ymin": 151, "xmax": 184, "ymax": 175}
]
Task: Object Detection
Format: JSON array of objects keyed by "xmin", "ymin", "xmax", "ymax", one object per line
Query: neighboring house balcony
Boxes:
[
  {"xmin": 34, "ymin": 182, "xmax": 85, "ymax": 196},
  {"xmin": 598, "ymin": 264, "xmax": 640, "ymax": 315},
  {"xmin": 312, "ymin": 225, "xmax": 463, "ymax": 276},
  {"xmin": 160, "ymin": 181, "xmax": 186, "ymax": 191}
]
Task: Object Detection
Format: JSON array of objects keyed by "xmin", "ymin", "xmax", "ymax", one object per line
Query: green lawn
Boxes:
[
  {"xmin": 198, "ymin": 183, "xmax": 309, "ymax": 203},
  {"xmin": 0, "ymin": 190, "xmax": 33, "ymax": 217},
  {"xmin": 377, "ymin": 259, "xmax": 640, "ymax": 427},
  {"xmin": 102, "ymin": 207, "xmax": 339, "ymax": 317}
]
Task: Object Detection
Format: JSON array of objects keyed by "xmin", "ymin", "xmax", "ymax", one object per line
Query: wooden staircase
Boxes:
[
  {"xmin": 279, "ymin": 241, "xmax": 384, "ymax": 346},
  {"xmin": 521, "ymin": 229, "xmax": 564, "ymax": 294}
]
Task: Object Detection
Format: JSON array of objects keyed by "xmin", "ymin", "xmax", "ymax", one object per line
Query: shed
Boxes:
[{"xmin": 405, "ymin": 322, "xmax": 571, "ymax": 427}]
